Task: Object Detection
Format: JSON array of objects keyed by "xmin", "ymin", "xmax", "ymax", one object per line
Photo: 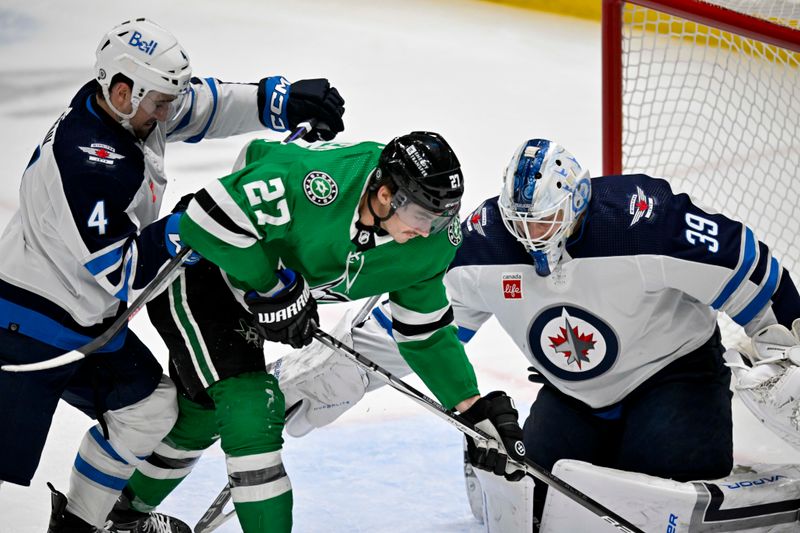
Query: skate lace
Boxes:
[{"xmin": 141, "ymin": 514, "xmax": 174, "ymax": 533}]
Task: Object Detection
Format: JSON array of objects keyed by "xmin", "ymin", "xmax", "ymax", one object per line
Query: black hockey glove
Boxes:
[
  {"xmin": 460, "ymin": 391, "xmax": 527, "ymax": 481},
  {"xmin": 287, "ymin": 78, "xmax": 345, "ymax": 141},
  {"xmin": 245, "ymin": 269, "xmax": 319, "ymax": 348}
]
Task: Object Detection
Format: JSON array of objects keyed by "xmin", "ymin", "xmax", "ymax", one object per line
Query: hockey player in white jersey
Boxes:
[
  {"xmin": 0, "ymin": 18, "xmax": 345, "ymax": 533},
  {"xmin": 272, "ymin": 137, "xmax": 800, "ymax": 530}
]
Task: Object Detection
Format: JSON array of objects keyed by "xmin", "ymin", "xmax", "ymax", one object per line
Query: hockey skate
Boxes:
[
  {"xmin": 47, "ymin": 483, "xmax": 108, "ymax": 533},
  {"xmin": 106, "ymin": 492, "xmax": 191, "ymax": 533}
]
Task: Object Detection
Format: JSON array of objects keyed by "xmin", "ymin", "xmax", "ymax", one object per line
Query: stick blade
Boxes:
[{"xmin": 1, "ymin": 349, "xmax": 84, "ymax": 372}]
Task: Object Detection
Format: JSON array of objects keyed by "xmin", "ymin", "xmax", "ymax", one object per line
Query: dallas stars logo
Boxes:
[
  {"xmin": 234, "ymin": 318, "xmax": 262, "ymax": 346},
  {"xmin": 447, "ymin": 218, "xmax": 462, "ymax": 246},
  {"xmin": 548, "ymin": 316, "xmax": 596, "ymax": 369},
  {"xmin": 303, "ymin": 171, "xmax": 338, "ymax": 206}
]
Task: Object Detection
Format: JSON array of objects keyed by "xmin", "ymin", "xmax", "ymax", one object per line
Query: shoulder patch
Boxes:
[
  {"xmin": 628, "ymin": 185, "xmax": 656, "ymax": 227},
  {"xmin": 303, "ymin": 171, "xmax": 338, "ymax": 206},
  {"xmin": 78, "ymin": 143, "xmax": 125, "ymax": 166},
  {"xmin": 448, "ymin": 218, "xmax": 462, "ymax": 246}
]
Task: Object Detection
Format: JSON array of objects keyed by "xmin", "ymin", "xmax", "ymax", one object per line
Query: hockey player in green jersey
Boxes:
[{"xmin": 118, "ymin": 132, "xmax": 528, "ymax": 532}]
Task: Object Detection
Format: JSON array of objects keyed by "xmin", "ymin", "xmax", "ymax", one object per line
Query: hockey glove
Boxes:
[
  {"xmin": 246, "ymin": 269, "xmax": 319, "ymax": 348},
  {"xmin": 164, "ymin": 213, "xmax": 201, "ymax": 266},
  {"xmin": 460, "ymin": 391, "xmax": 527, "ymax": 481},
  {"xmin": 724, "ymin": 320, "xmax": 800, "ymax": 450},
  {"xmin": 287, "ymin": 78, "xmax": 345, "ymax": 141}
]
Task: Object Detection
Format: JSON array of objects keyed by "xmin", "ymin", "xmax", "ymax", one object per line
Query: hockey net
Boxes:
[{"xmin": 602, "ymin": 0, "xmax": 800, "ymax": 348}]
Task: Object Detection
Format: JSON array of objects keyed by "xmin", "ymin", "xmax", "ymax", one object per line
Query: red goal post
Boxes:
[{"xmin": 602, "ymin": 0, "xmax": 800, "ymax": 344}]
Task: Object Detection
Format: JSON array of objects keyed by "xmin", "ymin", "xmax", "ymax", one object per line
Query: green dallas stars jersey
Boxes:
[{"xmin": 180, "ymin": 139, "xmax": 478, "ymax": 409}]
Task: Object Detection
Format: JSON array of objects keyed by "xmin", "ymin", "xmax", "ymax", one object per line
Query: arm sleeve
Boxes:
[
  {"xmin": 166, "ymin": 76, "xmax": 292, "ymax": 143},
  {"xmin": 390, "ymin": 271, "xmax": 480, "ymax": 409},
  {"xmin": 179, "ymin": 158, "xmax": 294, "ymax": 292},
  {"xmin": 445, "ymin": 266, "xmax": 494, "ymax": 343},
  {"xmin": 641, "ymin": 190, "xmax": 800, "ymax": 335}
]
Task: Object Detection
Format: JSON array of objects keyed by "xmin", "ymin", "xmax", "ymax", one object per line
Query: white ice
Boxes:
[{"xmin": 1, "ymin": 1, "xmax": 799, "ymax": 531}]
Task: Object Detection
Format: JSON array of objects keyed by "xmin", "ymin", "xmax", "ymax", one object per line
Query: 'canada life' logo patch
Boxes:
[{"xmin": 502, "ymin": 273, "xmax": 522, "ymax": 299}]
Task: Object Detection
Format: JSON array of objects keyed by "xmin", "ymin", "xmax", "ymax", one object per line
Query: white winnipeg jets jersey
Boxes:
[
  {"xmin": 446, "ymin": 174, "xmax": 800, "ymax": 408},
  {"xmin": 0, "ymin": 77, "xmax": 282, "ymax": 351}
]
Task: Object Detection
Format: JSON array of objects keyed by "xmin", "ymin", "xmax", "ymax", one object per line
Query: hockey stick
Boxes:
[
  {"xmin": 1, "ymin": 247, "xmax": 192, "ymax": 372},
  {"xmin": 1, "ymin": 123, "xmax": 316, "ymax": 374},
  {"xmin": 194, "ymin": 295, "xmax": 384, "ymax": 533},
  {"xmin": 312, "ymin": 329, "xmax": 646, "ymax": 533}
]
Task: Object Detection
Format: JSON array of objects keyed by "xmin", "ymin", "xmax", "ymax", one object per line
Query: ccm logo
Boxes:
[{"xmin": 502, "ymin": 274, "xmax": 522, "ymax": 300}]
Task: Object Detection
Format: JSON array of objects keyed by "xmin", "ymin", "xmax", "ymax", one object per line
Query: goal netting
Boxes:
[{"xmin": 602, "ymin": 0, "xmax": 800, "ymax": 347}]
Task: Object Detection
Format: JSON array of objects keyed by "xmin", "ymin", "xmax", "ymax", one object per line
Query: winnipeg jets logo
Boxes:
[
  {"xmin": 528, "ymin": 305, "xmax": 619, "ymax": 381},
  {"xmin": 628, "ymin": 186, "xmax": 654, "ymax": 227},
  {"xmin": 303, "ymin": 171, "xmax": 338, "ymax": 206},
  {"xmin": 466, "ymin": 205, "xmax": 487, "ymax": 236},
  {"xmin": 549, "ymin": 316, "xmax": 596, "ymax": 369},
  {"xmin": 79, "ymin": 144, "xmax": 125, "ymax": 165}
]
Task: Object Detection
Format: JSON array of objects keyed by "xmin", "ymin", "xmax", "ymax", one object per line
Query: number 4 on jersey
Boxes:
[{"xmin": 88, "ymin": 201, "xmax": 108, "ymax": 235}]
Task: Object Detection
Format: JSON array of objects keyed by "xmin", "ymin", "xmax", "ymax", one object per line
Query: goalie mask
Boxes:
[
  {"xmin": 498, "ymin": 139, "xmax": 591, "ymax": 276},
  {"xmin": 95, "ymin": 18, "xmax": 192, "ymax": 120}
]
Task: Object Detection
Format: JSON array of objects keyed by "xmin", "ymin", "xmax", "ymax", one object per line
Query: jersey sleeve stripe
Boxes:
[
  {"xmin": 83, "ymin": 242, "xmax": 125, "ymax": 276},
  {"xmin": 113, "ymin": 253, "xmax": 134, "ymax": 301},
  {"xmin": 392, "ymin": 306, "xmax": 455, "ymax": 342},
  {"xmin": 371, "ymin": 306, "xmax": 394, "ymax": 337},
  {"xmin": 187, "ymin": 191, "xmax": 258, "ymax": 248},
  {"xmin": 457, "ymin": 326, "xmax": 476, "ymax": 343},
  {"xmin": 732, "ymin": 256, "xmax": 781, "ymax": 326},
  {"xmin": 205, "ymin": 179, "xmax": 260, "ymax": 238},
  {"xmin": 184, "ymin": 78, "xmax": 219, "ymax": 144},
  {"xmin": 710, "ymin": 226, "xmax": 756, "ymax": 310},
  {"xmin": 167, "ymin": 86, "xmax": 196, "ymax": 138},
  {"xmin": 390, "ymin": 301, "xmax": 452, "ymax": 326},
  {"xmin": 748, "ymin": 241, "xmax": 771, "ymax": 285}
]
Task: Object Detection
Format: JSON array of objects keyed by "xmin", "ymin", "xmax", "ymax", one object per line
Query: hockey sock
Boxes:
[
  {"xmin": 209, "ymin": 371, "xmax": 292, "ymax": 533},
  {"xmin": 126, "ymin": 394, "xmax": 218, "ymax": 511}
]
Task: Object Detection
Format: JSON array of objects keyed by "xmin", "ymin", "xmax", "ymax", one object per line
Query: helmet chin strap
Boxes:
[
  {"xmin": 100, "ymin": 85, "xmax": 138, "ymax": 129},
  {"xmin": 366, "ymin": 191, "xmax": 396, "ymax": 233}
]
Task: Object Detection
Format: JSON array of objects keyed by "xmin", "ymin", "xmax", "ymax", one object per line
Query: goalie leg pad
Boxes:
[
  {"xmin": 542, "ymin": 460, "xmax": 800, "ymax": 532},
  {"xmin": 273, "ymin": 309, "xmax": 368, "ymax": 437},
  {"xmin": 472, "ymin": 467, "xmax": 536, "ymax": 532}
]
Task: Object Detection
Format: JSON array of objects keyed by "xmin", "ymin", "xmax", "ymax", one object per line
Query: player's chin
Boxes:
[{"xmin": 396, "ymin": 233, "xmax": 417, "ymax": 244}]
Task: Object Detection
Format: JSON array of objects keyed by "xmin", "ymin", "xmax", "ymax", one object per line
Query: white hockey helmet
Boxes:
[
  {"xmin": 498, "ymin": 139, "xmax": 591, "ymax": 276},
  {"xmin": 95, "ymin": 18, "xmax": 192, "ymax": 119}
]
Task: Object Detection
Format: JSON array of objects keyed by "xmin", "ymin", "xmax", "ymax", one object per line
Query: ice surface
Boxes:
[{"xmin": 1, "ymin": 1, "xmax": 798, "ymax": 531}]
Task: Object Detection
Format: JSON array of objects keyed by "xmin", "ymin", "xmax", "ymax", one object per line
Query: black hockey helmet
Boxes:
[{"xmin": 372, "ymin": 131, "xmax": 463, "ymax": 233}]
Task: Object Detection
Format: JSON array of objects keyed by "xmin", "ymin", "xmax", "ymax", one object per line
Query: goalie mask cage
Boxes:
[{"xmin": 602, "ymin": 0, "xmax": 800, "ymax": 344}]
